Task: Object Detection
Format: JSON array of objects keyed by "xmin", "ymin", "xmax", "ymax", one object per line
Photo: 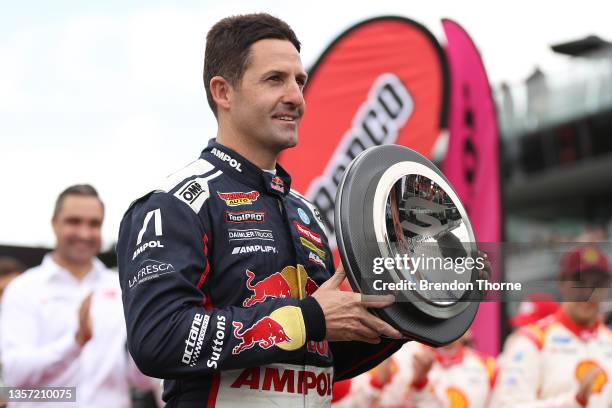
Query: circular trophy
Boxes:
[{"xmin": 335, "ymin": 144, "xmax": 481, "ymax": 346}]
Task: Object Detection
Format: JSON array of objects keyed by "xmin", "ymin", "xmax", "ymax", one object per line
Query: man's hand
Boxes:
[
  {"xmin": 411, "ymin": 349, "xmax": 435, "ymax": 385},
  {"xmin": 312, "ymin": 265, "xmax": 402, "ymax": 343},
  {"xmin": 576, "ymin": 366, "xmax": 605, "ymax": 406},
  {"xmin": 75, "ymin": 293, "xmax": 93, "ymax": 347}
]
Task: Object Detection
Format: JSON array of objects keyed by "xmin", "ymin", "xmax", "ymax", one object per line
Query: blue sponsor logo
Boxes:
[
  {"xmin": 551, "ymin": 335, "xmax": 571, "ymax": 344},
  {"xmin": 298, "ymin": 208, "xmax": 310, "ymax": 225},
  {"xmin": 512, "ymin": 352, "xmax": 524, "ymax": 362}
]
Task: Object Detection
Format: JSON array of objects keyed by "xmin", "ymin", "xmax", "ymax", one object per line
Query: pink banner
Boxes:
[{"xmin": 441, "ymin": 19, "xmax": 502, "ymax": 356}]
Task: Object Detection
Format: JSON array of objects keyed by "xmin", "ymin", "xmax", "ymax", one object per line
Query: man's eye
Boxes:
[{"xmin": 268, "ymin": 76, "xmax": 281, "ymax": 82}]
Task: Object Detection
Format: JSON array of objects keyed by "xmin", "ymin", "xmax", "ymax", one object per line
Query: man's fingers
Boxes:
[
  {"xmin": 360, "ymin": 294, "xmax": 395, "ymax": 308},
  {"xmin": 359, "ymin": 311, "xmax": 402, "ymax": 339},
  {"xmin": 320, "ymin": 264, "xmax": 346, "ymax": 290}
]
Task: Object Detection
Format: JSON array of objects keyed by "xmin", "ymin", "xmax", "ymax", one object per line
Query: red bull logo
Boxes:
[
  {"xmin": 218, "ymin": 191, "xmax": 260, "ymax": 206},
  {"xmin": 270, "ymin": 176, "xmax": 285, "ymax": 194},
  {"xmin": 232, "ymin": 317, "xmax": 292, "ymax": 354},
  {"xmin": 243, "ymin": 270, "xmax": 292, "ymax": 307},
  {"xmin": 305, "ymin": 277, "xmax": 319, "ymax": 296}
]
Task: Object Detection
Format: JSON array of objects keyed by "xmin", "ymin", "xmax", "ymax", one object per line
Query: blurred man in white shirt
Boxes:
[{"xmin": 0, "ymin": 184, "xmax": 156, "ymax": 407}]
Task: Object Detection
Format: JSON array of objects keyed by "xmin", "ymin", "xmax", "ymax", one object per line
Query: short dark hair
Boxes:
[
  {"xmin": 203, "ymin": 13, "xmax": 301, "ymax": 117},
  {"xmin": 53, "ymin": 184, "xmax": 104, "ymax": 220},
  {"xmin": 0, "ymin": 257, "xmax": 25, "ymax": 277}
]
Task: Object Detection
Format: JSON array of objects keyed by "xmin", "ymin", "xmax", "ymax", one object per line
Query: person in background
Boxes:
[
  {"xmin": 0, "ymin": 184, "xmax": 156, "ymax": 407},
  {"xmin": 0, "ymin": 257, "xmax": 24, "ymax": 407},
  {"xmin": 491, "ymin": 245, "xmax": 612, "ymax": 407}
]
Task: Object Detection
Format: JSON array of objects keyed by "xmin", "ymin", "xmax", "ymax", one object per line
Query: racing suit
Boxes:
[
  {"xmin": 117, "ymin": 139, "xmax": 404, "ymax": 407},
  {"xmin": 490, "ymin": 308, "xmax": 612, "ymax": 407}
]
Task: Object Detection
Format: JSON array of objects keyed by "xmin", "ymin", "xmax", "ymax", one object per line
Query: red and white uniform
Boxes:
[
  {"xmin": 491, "ymin": 308, "xmax": 612, "ymax": 407},
  {"xmin": 408, "ymin": 346, "xmax": 494, "ymax": 408}
]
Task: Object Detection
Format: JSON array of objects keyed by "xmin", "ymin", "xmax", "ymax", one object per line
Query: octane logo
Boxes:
[{"xmin": 232, "ymin": 317, "xmax": 292, "ymax": 354}]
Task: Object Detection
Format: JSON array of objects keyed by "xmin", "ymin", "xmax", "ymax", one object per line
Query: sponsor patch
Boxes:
[
  {"xmin": 270, "ymin": 176, "xmax": 285, "ymax": 194},
  {"xmin": 228, "ymin": 365, "xmax": 333, "ymax": 397},
  {"xmin": 182, "ymin": 313, "xmax": 210, "ymax": 366},
  {"xmin": 300, "ymin": 237, "xmax": 326, "ymax": 260},
  {"xmin": 218, "ymin": 191, "xmax": 260, "ymax": 207},
  {"xmin": 308, "ymin": 252, "xmax": 325, "ymax": 267},
  {"xmin": 133, "ymin": 208, "xmax": 163, "ymax": 260},
  {"xmin": 129, "ymin": 259, "xmax": 175, "ymax": 289},
  {"xmin": 228, "ymin": 229, "xmax": 274, "ymax": 242},
  {"xmin": 232, "ymin": 317, "xmax": 292, "ymax": 354},
  {"xmin": 225, "ymin": 210, "xmax": 266, "ymax": 224},
  {"xmin": 232, "ymin": 245, "xmax": 277, "ymax": 255},
  {"xmin": 211, "ymin": 147, "xmax": 243, "ymax": 172},
  {"xmin": 206, "ymin": 315, "xmax": 227, "ymax": 369},
  {"xmin": 297, "ymin": 208, "xmax": 310, "ymax": 225},
  {"xmin": 293, "ymin": 221, "xmax": 323, "ymax": 247},
  {"xmin": 243, "ymin": 270, "xmax": 291, "ymax": 307}
]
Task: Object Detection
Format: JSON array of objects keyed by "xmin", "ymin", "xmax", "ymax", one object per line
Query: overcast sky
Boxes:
[{"xmin": 2, "ymin": 0, "xmax": 610, "ymax": 249}]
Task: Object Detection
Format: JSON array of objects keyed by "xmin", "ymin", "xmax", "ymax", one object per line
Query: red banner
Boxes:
[{"xmin": 281, "ymin": 16, "xmax": 449, "ymax": 249}]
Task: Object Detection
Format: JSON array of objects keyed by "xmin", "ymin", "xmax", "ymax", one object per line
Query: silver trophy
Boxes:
[{"xmin": 335, "ymin": 144, "xmax": 480, "ymax": 346}]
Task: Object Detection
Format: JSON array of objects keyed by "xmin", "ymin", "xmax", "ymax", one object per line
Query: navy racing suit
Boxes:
[{"xmin": 117, "ymin": 139, "xmax": 404, "ymax": 407}]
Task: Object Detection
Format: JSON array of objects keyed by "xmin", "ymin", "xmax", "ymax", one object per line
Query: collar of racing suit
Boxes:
[
  {"xmin": 556, "ymin": 308, "xmax": 601, "ymax": 341},
  {"xmin": 201, "ymin": 139, "xmax": 292, "ymax": 197},
  {"xmin": 433, "ymin": 345, "xmax": 465, "ymax": 368}
]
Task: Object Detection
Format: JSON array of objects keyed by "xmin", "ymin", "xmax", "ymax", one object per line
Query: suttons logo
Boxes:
[
  {"xmin": 232, "ymin": 317, "xmax": 292, "ymax": 354},
  {"xmin": 304, "ymin": 74, "xmax": 413, "ymax": 244},
  {"xmin": 225, "ymin": 211, "xmax": 266, "ymax": 224},
  {"xmin": 270, "ymin": 176, "xmax": 285, "ymax": 194},
  {"xmin": 293, "ymin": 221, "xmax": 323, "ymax": 247},
  {"xmin": 218, "ymin": 191, "xmax": 260, "ymax": 206},
  {"xmin": 230, "ymin": 366, "xmax": 333, "ymax": 397}
]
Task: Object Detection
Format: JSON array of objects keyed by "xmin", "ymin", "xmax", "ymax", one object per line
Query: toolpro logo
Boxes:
[
  {"xmin": 232, "ymin": 317, "xmax": 292, "ymax": 354},
  {"xmin": 218, "ymin": 191, "xmax": 260, "ymax": 206},
  {"xmin": 243, "ymin": 270, "xmax": 291, "ymax": 307},
  {"xmin": 225, "ymin": 211, "xmax": 266, "ymax": 224}
]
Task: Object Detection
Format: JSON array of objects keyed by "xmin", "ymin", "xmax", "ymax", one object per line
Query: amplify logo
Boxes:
[
  {"xmin": 211, "ymin": 147, "xmax": 242, "ymax": 172},
  {"xmin": 225, "ymin": 211, "xmax": 266, "ymax": 224},
  {"xmin": 232, "ymin": 245, "xmax": 277, "ymax": 255},
  {"xmin": 182, "ymin": 313, "xmax": 210, "ymax": 366},
  {"xmin": 232, "ymin": 317, "xmax": 292, "ymax": 354},
  {"xmin": 243, "ymin": 270, "xmax": 291, "ymax": 307},
  {"xmin": 218, "ymin": 191, "xmax": 260, "ymax": 207},
  {"xmin": 270, "ymin": 176, "xmax": 285, "ymax": 194}
]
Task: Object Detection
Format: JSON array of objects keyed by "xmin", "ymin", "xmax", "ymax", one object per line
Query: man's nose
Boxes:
[{"xmin": 282, "ymin": 80, "xmax": 304, "ymax": 107}]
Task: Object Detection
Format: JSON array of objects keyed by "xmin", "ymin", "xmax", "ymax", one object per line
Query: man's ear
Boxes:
[{"xmin": 210, "ymin": 76, "xmax": 232, "ymax": 112}]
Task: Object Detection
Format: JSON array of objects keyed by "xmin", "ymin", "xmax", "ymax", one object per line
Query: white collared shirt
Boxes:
[{"xmin": 0, "ymin": 254, "xmax": 155, "ymax": 407}]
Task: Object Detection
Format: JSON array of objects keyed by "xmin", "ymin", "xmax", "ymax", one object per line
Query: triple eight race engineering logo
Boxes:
[{"xmin": 305, "ymin": 74, "xmax": 413, "ymax": 245}]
